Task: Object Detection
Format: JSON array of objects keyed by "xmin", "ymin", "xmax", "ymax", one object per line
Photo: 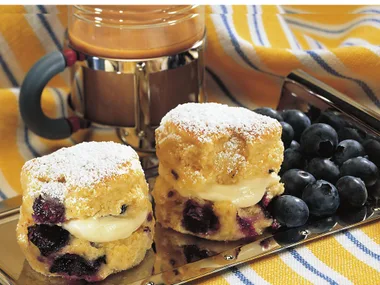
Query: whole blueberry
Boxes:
[
  {"xmin": 336, "ymin": 176, "xmax": 368, "ymax": 208},
  {"xmin": 280, "ymin": 121, "xmax": 294, "ymax": 148},
  {"xmin": 281, "ymin": 169, "xmax": 316, "ymax": 198},
  {"xmin": 316, "ymin": 110, "xmax": 346, "ymax": 132},
  {"xmin": 281, "ymin": 109, "xmax": 311, "ymax": 141},
  {"xmin": 289, "ymin": 140, "xmax": 300, "ymax": 151},
  {"xmin": 254, "ymin": 107, "xmax": 283, "ymax": 121},
  {"xmin": 363, "ymin": 139, "xmax": 380, "ymax": 167},
  {"xmin": 337, "ymin": 127, "xmax": 366, "ymax": 143},
  {"xmin": 300, "ymin": 123, "xmax": 338, "ymax": 158},
  {"xmin": 302, "ymin": 180, "xmax": 340, "ymax": 217},
  {"xmin": 280, "ymin": 149, "xmax": 306, "ymax": 174},
  {"xmin": 340, "ymin": 157, "xmax": 379, "ymax": 187},
  {"xmin": 273, "ymin": 195, "xmax": 309, "ymax": 228},
  {"xmin": 333, "ymin": 140, "xmax": 365, "ymax": 165},
  {"xmin": 306, "ymin": 158, "xmax": 340, "ymax": 184}
]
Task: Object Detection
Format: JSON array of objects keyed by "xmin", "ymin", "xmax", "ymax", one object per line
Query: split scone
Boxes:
[
  {"xmin": 16, "ymin": 142, "xmax": 154, "ymax": 282},
  {"xmin": 152, "ymin": 103, "xmax": 284, "ymax": 241}
]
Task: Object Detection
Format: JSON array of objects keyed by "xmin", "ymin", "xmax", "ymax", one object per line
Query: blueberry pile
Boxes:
[{"xmin": 254, "ymin": 107, "xmax": 380, "ymax": 229}]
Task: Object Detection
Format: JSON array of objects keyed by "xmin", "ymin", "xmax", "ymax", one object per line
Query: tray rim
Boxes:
[{"xmin": 0, "ymin": 196, "xmax": 379, "ymax": 285}]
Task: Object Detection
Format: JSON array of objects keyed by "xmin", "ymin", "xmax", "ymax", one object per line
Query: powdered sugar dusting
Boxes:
[
  {"xmin": 159, "ymin": 103, "xmax": 280, "ymax": 143},
  {"xmin": 217, "ymin": 138, "xmax": 247, "ymax": 175},
  {"xmin": 23, "ymin": 142, "xmax": 142, "ymax": 201}
]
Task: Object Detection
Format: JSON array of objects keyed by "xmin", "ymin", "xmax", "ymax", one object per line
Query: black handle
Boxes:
[{"xmin": 19, "ymin": 50, "xmax": 86, "ymax": 140}]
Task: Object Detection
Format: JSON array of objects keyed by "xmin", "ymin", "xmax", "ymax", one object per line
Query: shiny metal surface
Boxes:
[
  {"xmin": 69, "ymin": 36, "xmax": 206, "ymax": 154},
  {"xmin": 279, "ymin": 69, "xmax": 380, "ymax": 137},
  {"xmin": 1, "ymin": 70, "xmax": 379, "ymax": 284},
  {"xmin": 0, "ymin": 196, "xmax": 21, "ymax": 219},
  {"xmin": 76, "ymin": 37, "xmax": 204, "ymax": 74}
]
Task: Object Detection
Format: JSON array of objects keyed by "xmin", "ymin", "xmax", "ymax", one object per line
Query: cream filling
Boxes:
[
  {"xmin": 176, "ymin": 173, "xmax": 280, "ymax": 208},
  {"xmin": 62, "ymin": 210, "xmax": 148, "ymax": 243}
]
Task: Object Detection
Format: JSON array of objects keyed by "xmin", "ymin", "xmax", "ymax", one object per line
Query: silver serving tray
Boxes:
[{"xmin": 0, "ymin": 70, "xmax": 379, "ymax": 285}]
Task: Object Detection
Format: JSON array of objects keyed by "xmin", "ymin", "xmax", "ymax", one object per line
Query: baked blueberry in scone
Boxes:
[
  {"xmin": 16, "ymin": 142, "xmax": 154, "ymax": 281},
  {"xmin": 152, "ymin": 103, "xmax": 284, "ymax": 241}
]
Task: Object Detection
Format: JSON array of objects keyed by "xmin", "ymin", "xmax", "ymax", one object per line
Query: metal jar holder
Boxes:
[{"xmin": 19, "ymin": 34, "xmax": 206, "ymax": 158}]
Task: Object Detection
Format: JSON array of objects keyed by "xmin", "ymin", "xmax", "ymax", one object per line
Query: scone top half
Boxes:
[
  {"xmin": 20, "ymin": 141, "xmax": 151, "ymax": 222},
  {"xmin": 156, "ymin": 103, "xmax": 284, "ymax": 208}
]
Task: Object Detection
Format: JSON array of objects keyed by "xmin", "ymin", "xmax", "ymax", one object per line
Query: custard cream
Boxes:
[
  {"xmin": 176, "ymin": 173, "xmax": 280, "ymax": 208},
  {"xmin": 62, "ymin": 210, "xmax": 148, "ymax": 243}
]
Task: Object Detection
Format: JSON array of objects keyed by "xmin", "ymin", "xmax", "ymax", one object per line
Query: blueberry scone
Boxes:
[
  {"xmin": 16, "ymin": 142, "xmax": 154, "ymax": 282},
  {"xmin": 152, "ymin": 103, "xmax": 284, "ymax": 241}
]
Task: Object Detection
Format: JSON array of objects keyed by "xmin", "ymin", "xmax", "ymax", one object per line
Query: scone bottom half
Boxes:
[
  {"xmin": 16, "ymin": 142, "xmax": 155, "ymax": 282},
  {"xmin": 153, "ymin": 103, "xmax": 285, "ymax": 241}
]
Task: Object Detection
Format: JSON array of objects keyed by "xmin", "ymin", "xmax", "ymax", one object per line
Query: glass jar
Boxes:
[
  {"xmin": 68, "ymin": 5, "xmax": 205, "ymax": 59},
  {"xmin": 65, "ymin": 5, "xmax": 206, "ymax": 153}
]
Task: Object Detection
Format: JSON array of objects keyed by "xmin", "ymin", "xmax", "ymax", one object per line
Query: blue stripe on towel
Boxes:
[
  {"xmin": 344, "ymin": 231, "xmax": 380, "ymax": 261},
  {"xmin": 252, "ymin": 6, "xmax": 265, "ymax": 46},
  {"xmin": 231, "ymin": 266, "xmax": 255, "ymax": 285},
  {"xmin": 289, "ymin": 249, "xmax": 339, "ymax": 285},
  {"xmin": 37, "ymin": 5, "xmax": 63, "ymax": 51},
  {"xmin": 0, "ymin": 189, "xmax": 7, "ymax": 200},
  {"xmin": 220, "ymin": 5, "xmax": 259, "ymax": 71},
  {"xmin": 0, "ymin": 55, "xmax": 19, "ymax": 87},
  {"xmin": 356, "ymin": 9, "xmax": 380, "ymax": 14},
  {"xmin": 206, "ymin": 67, "xmax": 245, "ymax": 107},
  {"xmin": 24, "ymin": 126, "xmax": 41, "ymax": 158},
  {"xmin": 220, "ymin": 5, "xmax": 281, "ymax": 77},
  {"xmin": 286, "ymin": 18, "xmax": 380, "ymax": 34},
  {"xmin": 307, "ymin": 50, "xmax": 380, "ymax": 108},
  {"xmin": 52, "ymin": 88, "xmax": 66, "ymax": 117},
  {"xmin": 52, "ymin": 88, "xmax": 78, "ymax": 145}
]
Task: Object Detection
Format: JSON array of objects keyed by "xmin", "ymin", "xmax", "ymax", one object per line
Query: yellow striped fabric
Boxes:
[{"xmin": 0, "ymin": 5, "xmax": 379, "ymax": 285}]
